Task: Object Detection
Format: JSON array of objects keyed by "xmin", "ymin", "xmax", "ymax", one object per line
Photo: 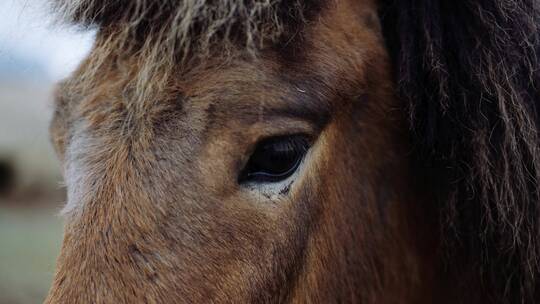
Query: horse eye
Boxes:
[{"xmin": 239, "ymin": 135, "xmax": 310, "ymax": 183}]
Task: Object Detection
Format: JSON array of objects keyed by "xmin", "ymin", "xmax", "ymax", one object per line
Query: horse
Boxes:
[{"xmin": 44, "ymin": 0, "xmax": 540, "ymax": 303}]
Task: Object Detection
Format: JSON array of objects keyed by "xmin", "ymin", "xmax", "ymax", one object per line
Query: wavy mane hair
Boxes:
[
  {"xmin": 52, "ymin": 0, "xmax": 540, "ymax": 302},
  {"xmin": 380, "ymin": 1, "xmax": 540, "ymax": 302}
]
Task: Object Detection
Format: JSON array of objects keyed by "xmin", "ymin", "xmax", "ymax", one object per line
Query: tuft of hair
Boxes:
[
  {"xmin": 51, "ymin": 0, "xmax": 315, "ymax": 101},
  {"xmin": 380, "ymin": 0, "xmax": 540, "ymax": 302}
]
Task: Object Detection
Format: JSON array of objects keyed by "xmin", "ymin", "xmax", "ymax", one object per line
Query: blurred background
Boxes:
[{"xmin": 0, "ymin": 0, "xmax": 94, "ymax": 303}]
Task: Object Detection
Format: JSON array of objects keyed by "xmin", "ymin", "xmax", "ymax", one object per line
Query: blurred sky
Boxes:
[{"xmin": 0, "ymin": 0, "xmax": 95, "ymax": 81}]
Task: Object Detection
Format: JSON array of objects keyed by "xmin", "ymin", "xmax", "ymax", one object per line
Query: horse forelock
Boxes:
[
  {"xmin": 54, "ymin": 0, "xmax": 305, "ymax": 46},
  {"xmin": 52, "ymin": 0, "xmax": 324, "ymax": 102}
]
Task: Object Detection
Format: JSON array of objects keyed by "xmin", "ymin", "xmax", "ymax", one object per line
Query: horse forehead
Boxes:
[{"xmin": 70, "ymin": 0, "xmax": 380, "ymax": 127}]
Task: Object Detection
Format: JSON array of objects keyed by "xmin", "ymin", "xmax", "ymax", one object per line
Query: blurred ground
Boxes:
[
  {"xmin": 0, "ymin": 204, "xmax": 63, "ymax": 304},
  {"xmin": 0, "ymin": 82, "xmax": 67, "ymax": 303},
  {"xmin": 0, "ymin": 82, "xmax": 66, "ymax": 303}
]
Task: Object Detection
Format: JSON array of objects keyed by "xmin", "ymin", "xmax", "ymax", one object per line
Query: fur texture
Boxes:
[
  {"xmin": 47, "ymin": 1, "xmax": 436, "ymax": 302},
  {"xmin": 47, "ymin": 0, "xmax": 540, "ymax": 303},
  {"xmin": 380, "ymin": 0, "xmax": 540, "ymax": 302},
  {"xmin": 51, "ymin": 0, "xmax": 320, "ymax": 102}
]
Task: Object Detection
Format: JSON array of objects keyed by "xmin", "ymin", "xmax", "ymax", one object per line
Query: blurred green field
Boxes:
[{"xmin": 0, "ymin": 205, "xmax": 63, "ymax": 304}]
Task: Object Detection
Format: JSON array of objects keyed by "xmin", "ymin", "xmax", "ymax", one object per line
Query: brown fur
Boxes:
[{"xmin": 45, "ymin": 0, "xmax": 539, "ymax": 303}]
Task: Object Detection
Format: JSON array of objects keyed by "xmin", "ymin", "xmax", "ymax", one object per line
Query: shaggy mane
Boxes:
[
  {"xmin": 52, "ymin": 0, "xmax": 318, "ymax": 100},
  {"xmin": 380, "ymin": 0, "xmax": 540, "ymax": 302},
  {"xmin": 53, "ymin": 0, "xmax": 306, "ymax": 52}
]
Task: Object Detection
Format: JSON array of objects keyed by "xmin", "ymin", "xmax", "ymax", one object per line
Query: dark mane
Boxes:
[{"xmin": 379, "ymin": 0, "xmax": 540, "ymax": 302}]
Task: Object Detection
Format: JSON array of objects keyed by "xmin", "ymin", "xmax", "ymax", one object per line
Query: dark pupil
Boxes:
[{"xmin": 240, "ymin": 135, "xmax": 308, "ymax": 183}]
